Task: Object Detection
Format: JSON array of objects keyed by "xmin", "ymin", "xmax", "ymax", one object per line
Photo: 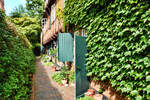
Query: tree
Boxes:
[
  {"xmin": 26, "ymin": 0, "xmax": 44, "ymax": 20},
  {"xmin": 9, "ymin": 0, "xmax": 44, "ymax": 55},
  {"xmin": 10, "ymin": 5, "xmax": 26, "ymax": 18},
  {"xmin": 12, "ymin": 15, "xmax": 41, "ymax": 47}
]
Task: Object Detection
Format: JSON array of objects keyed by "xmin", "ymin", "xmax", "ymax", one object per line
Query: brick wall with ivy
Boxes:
[{"xmin": 64, "ymin": 0, "xmax": 150, "ymax": 99}]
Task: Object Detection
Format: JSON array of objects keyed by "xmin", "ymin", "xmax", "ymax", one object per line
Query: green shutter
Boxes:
[
  {"xmin": 58, "ymin": 33, "xmax": 73, "ymax": 62},
  {"xmin": 49, "ymin": 16, "xmax": 51, "ymax": 29}
]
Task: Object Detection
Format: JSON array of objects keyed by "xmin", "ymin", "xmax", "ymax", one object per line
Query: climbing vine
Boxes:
[
  {"xmin": 64, "ymin": 0, "xmax": 150, "ymax": 99},
  {"xmin": 56, "ymin": 0, "xmax": 66, "ymax": 32},
  {"xmin": 0, "ymin": 10, "xmax": 35, "ymax": 99}
]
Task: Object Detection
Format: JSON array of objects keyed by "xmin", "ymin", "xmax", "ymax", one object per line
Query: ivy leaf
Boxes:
[
  {"xmin": 124, "ymin": 51, "xmax": 131, "ymax": 56},
  {"xmin": 131, "ymin": 90, "xmax": 139, "ymax": 96},
  {"xmin": 125, "ymin": 64, "xmax": 131, "ymax": 69},
  {"xmin": 87, "ymin": 72, "xmax": 93, "ymax": 76},
  {"xmin": 146, "ymin": 76, "xmax": 150, "ymax": 82},
  {"xmin": 136, "ymin": 95, "xmax": 142, "ymax": 100},
  {"xmin": 145, "ymin": 85, "xmax": 150, "ymax": 94},
  {"xmin": 128, "ymin": 0, "xmax": 138, "ymax": 4}
]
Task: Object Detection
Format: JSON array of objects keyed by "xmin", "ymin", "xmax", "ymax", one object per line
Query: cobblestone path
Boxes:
[{"xmin": 33, "ymin": 57, "xmax": 75, "ymax": 100}]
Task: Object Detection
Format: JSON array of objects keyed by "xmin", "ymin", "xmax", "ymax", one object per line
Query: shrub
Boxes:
[{"xmin": 0, "ymin": 10, "xmax": 35, "ymax": 99}]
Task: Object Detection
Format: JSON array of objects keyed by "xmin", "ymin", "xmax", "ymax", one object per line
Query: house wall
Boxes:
[
  {"xmin": 0, "ymin": 0, "xmax": 4, "ymax": 10},
  {"xmin": 42, "ymin": 0, "xmax": 74, "ymax": 69},
  {"xmin": 42, "ymin": 0, "xmax": 64, "ymax": 44}
]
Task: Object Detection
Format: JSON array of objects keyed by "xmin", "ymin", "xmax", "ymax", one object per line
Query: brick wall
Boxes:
[
  {"xmin": 0, "ymin": 0, "xmax": 4, "ymax": 10},
  {"xmin": 90, "ymin": 80, "xmax": 129, "ymax": 100}
]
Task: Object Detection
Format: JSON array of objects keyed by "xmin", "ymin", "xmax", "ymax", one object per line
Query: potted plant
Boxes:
[
  {"xmin": 60, "ymin": 66, "xmax": 69, "ymax": 85},
  {"xmin": 88, "ymin": 89, "xmax": 95, "ymax": 95},
  {"xmin": 84, "ymin": 89, "xmax": 95, "ymax": 98},
  {"xmin": 98, "ymin": 85, "xmax": 105, "ymax": 94},
  {"xmin": 62, "ymin": 79, "xmax": 67, "ymax": 85},
  {"xmin": 52, "ymin": 65, "xmax": 57, "ymax": 72},
  {"xmin": 98, "ymin": 88, "xmax": 104, "ymax": 94}
]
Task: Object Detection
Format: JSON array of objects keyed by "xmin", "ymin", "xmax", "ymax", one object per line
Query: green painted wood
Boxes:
[
  {"xmin": 75, "ymin": 35, "xmax": 89, "ymax": 97},
  {"xmin": 58, "ymin": 33, "xmax": 73, "ymax": 62},
  {"xmin": 41, "ymin": 45, "xmax": 45, "ymax": 54},
  {"xmin": 49, "ymin": 16, "xmax": 51, "ymax": 29}
]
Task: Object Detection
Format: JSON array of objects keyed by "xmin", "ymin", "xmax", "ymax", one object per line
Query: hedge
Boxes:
[
  {"xmin": 64, "ymin": 0, "xmax": 150, "ymax": 99},
  {"xmin": 0, "ymin": 10, "xmax": 35, "ymax": 99}
]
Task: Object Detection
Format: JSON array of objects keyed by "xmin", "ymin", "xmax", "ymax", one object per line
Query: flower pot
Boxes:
[
  {"xmin": 71, "ymin": 82, "xmax": 75, "ymax": 87},
  {"xmin": 84, "ymin": 92, "xmax": 94, "ymax": 98},
  {"xmin": 88, "ymin": 89, "xmax": 95, "ymax": 95},
  {"xmin": 93, "ymin": 94, "xmax": 102, "ymax": 100},
  {"xmin": 52, "ymin": 67, "xmax": 57, "ymax": 72},
  {"xmin": 84, "ymin": 92, "xmax": 91, "ymax": 96},
  {"xmin": 62, "ymin": 79, "xmax": 67, "ymax": 85},
  {"xmin": 65, "ymin": 84, "xmax": 69, "ymax": 87}
]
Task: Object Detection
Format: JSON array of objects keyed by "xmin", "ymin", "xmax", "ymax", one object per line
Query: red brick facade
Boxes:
[
  {"xmin": 0, "ymin": 0, "xmax": 4, "ymax": 10},
  {"xmin": 90, "ymin": 80, "xmax": 129, "ymax": 100},
  {"xmin": 42, "ymin": 0, "xmax": 64, "ymax": 45}
]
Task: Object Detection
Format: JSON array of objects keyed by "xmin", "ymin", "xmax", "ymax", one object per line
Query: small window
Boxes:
[
  {"xmin": 81, "ymin": 29, "xmax": 87, "ymax": 37},
  {"xmin": 42, "ymin": 18, "xmax": 47, "ymax": 30}
]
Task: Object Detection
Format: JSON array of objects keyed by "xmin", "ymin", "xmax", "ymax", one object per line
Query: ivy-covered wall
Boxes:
[
  {"xmin": 0, "ymin": 10, "xmax": 35, "ymax": 99},
  {"xmin": 64, "ymin": 0, "xmax": 150, "ymax": 99}
]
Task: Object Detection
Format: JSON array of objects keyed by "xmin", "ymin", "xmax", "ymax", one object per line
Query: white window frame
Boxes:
[
  {"xmin": 42, "ymin": 18, "xmax": 47, "ymax": 30},
  {"xmin": 81, "ymin": 29, "xmax": 87, "ymax": 37}
]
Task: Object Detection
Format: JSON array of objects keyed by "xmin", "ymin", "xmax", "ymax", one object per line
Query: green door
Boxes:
[
  {"xmin": 75, "ymin": 35, "xmax": 89, "ymax": 97},
  {"xmin": 58, "ymin": 33, "xmax": 73, "ymax": 62}
]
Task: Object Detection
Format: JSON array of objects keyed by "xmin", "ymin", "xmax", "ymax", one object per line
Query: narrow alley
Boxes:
[{"xmin": 33, "ymin": 57, "xmax": 74, "ymax": 100}]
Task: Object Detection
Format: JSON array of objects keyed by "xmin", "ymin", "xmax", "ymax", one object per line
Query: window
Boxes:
[
  {"xmin": 42, "ymin": 18, "xmax": 47, "ymax": 30},
  {"xmin": 51, "ymin": 3, "xmax": 56, "ymax": 22},
  {"xmin": 81, "ymin": 29, "xmax": 87, "ymax": 37}
]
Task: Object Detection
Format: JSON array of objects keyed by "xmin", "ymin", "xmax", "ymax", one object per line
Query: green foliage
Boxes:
[
  {"xmin": 0, "ymin": 10, "xmax": 35, "ymax": 99},
  {"xmin": 26, "ymin": 0, "xmax": 44, "ymax": 20},
  {"xmin": 51, "ymin": 72, "xmax": 63, "ymax": 84},
  {"xmin": 50, "ymin": 48, "xmax": 58, "ymax": 56},
  {"xmin": 10, "ymin": 5, "xmax": 26, "ymax": 18},
  {"xmin": 9, "ymin": 1, "xmax": 43, "ymax": 55},
  {"xmin": 41, "ymin": 54, "xmax": 50, "ymax": 62},
  {"xmin": 44, "ymin": 62, "xmax": 53, "ymax": 67},
  {"xmin": 56, "ymin": 3, "xmax": 64, "ymax": 21},
  {"xmin": 11, "ymin": 15, "xmax": 41, "ymax": 48},
  {"xmin": 69, "ymin": 70, "xmax": 75, "ymax": 83},
  {"xmin": 60, "ymin": 66, "xmax": 69, "ymax": 80},
  {"xmin": 64, "ymin": 0, "xmax": 150, "ymax": 99},
  {"xmin": 77, "ymin": 96, "xmax": 94, "ymax": 100},
  {"xmin": 52, "ymin": 66, "xmax": 74, "ymax": 84},
  {"xmin": 98, "ymin": 88, "xmax": 104, "ymax": 94}
]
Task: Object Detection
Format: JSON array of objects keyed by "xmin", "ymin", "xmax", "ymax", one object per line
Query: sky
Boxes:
[{"xmin": 4, "ymin": 0, "xmax": 26, "ymax": 15}]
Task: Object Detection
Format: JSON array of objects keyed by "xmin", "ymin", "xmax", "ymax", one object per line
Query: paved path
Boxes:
[{"xmin": 33, "ymin": 57, "xmax": 75, "ymax": 100}]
